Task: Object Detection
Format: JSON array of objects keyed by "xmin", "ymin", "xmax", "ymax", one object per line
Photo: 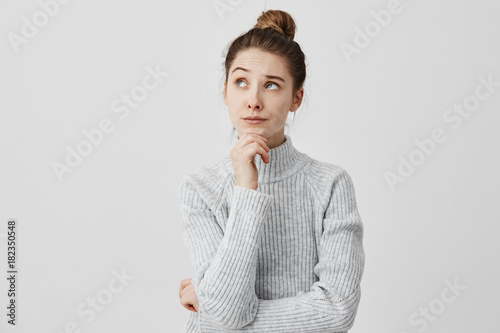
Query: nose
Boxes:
[{"xmin": 247, "ymin": 88, "xmax": 262, "ymax": 111}]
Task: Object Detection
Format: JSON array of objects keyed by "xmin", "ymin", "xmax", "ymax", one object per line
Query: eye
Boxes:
[
  {"xmin": 235, "ymin": 79, "xmax": 280, "ymax": 90},
  {"xmin": 236, "ymin": 79, "xmax": 247, "ymax": 87},
  {"xmin": 266, "ymin": 82, "xmax": 280, "ymax": 90}
]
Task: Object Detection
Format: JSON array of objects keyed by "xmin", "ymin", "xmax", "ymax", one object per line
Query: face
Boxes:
[{"xmin": 223, "ymin": 48, "xmax": 304, "ymax": 148}]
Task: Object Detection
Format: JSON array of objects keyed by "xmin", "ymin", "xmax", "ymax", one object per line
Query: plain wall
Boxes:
[{"xmin": 1, "ymin": 0, "xmax": 499, "ymax": 332}]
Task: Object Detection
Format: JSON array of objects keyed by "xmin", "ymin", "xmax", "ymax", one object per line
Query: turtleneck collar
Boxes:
[{"xmin": 222, "ymin": 134, "xmax": 309, "ymax": 184}]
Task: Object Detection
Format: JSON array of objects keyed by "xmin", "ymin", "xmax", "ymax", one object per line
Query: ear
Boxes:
[
  {"xmin": 223, "ymin": 81, "xmax": 228, "ymax": 106},
  {"xmin": 290, "ymin": 87, "xmax": 304, "ymax": 112}
]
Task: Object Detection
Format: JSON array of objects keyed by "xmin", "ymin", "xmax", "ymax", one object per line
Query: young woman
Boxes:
[{"xmin": 177, "ymin": 9, "xmax": 365, "ymax": 332}]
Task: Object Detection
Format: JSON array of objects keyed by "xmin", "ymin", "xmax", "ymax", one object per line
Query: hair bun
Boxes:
[{"xmin": 254, "ymin": 9, "xmax": 296, "ymax": 40}]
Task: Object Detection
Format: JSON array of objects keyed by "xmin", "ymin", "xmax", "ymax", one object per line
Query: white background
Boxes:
[{"xmin": 1, "ymin": 0, "xmax": 499, "ymax": 332}]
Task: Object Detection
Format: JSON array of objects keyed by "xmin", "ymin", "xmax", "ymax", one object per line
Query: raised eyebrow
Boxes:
[
  {"xmin": 265, "ymin": 75, "xmax": 285, "ymax": 84},
  {"xmin": 232, "ymin": 67, "xmax": 285, "ymax": 83}
]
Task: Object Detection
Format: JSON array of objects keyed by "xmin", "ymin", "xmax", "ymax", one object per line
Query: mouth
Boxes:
[
  {"xmin": 243, "ymin": 118, "xmax": 267, "ymax": 124},
  {"xmin": 243, "ymin": 117, "xmax": 267, "ymax": 120}
]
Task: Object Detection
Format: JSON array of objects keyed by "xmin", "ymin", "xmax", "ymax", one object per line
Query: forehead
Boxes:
[{"xmin": 230, "ymin": 48, "xmax": 289, "ymax": 78}]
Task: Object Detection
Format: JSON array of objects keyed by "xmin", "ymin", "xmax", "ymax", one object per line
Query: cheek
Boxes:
[
  {"xmin": 273, "ymin": 100, "xmax": 285, "ymax": 109},
  {"xmin": 228, "ymin": 91, "xmax": 245, "ymax": 106},
  {"xmin": 226, "ymin": 88, "xmax": 236, "ymax": 103}
]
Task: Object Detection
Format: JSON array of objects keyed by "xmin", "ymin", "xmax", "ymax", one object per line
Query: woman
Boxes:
[{"xmin": 177, "ymin": 9, "xmax": 365, "ymax": 332}]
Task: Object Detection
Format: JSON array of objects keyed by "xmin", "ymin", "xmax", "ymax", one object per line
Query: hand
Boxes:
[
  {"xmin": 179, "ymin": 278, "xmax": 199, "ymax": 312},
  {"xmin": 230, "ymin": 132, "xmax": 270, "ymax": 190}
]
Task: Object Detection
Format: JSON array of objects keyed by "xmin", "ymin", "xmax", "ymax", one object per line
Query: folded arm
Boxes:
[
  {"xmin": 178, "ymin": 176, "xmax": 271, "ymax": 329},
  {"xmin": 178, "ymin": 168, "xmax": 365, "ymax": 331}
]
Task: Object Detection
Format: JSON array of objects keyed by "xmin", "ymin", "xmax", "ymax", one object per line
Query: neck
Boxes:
[{"xmin": 224, "ymin": 134, "xmax": 309, "ymax": 183}]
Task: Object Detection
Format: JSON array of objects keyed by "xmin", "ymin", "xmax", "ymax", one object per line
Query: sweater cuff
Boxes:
[{"xmin": 233, "ymin": 185, "xmax": 271, "ymax": 216}]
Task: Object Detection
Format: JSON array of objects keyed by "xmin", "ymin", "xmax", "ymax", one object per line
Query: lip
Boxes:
[
  {"xmin": 243, "ymin": 116, "xmax": 267, "ymax": 120},
  {"xmin": 244, "ymin": 119, "xmax": 266, "ymax": 124}
]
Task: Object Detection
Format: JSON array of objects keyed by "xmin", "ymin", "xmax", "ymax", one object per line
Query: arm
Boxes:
[
  {"xmin": 222, "ymin": 167, "xmax": 366, "ymax": 332},
  {"xmin": 179, "ymin": 168, "xmax": 365, "ymax": 332},
  {"xmin": 177, "ymin": 176, "xmax": 271, "ymax": 329}
]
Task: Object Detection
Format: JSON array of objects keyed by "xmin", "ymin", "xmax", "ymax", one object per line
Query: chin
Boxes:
[
  {"xmin": 236, "ymin": 127, "xmax": 267, "ymax": 137},
  {"xmin": 243, "ymin": 127, "xmax": 267, "ymax": 134}
]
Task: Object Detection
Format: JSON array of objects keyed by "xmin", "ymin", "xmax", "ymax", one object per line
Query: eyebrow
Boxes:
[{"xmin": 231, "ymin": 67, "xmax": 286, "ymax": 83}]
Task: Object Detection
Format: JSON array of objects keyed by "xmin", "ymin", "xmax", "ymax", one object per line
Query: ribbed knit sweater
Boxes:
[{"xmin": 177, "ymin": 134, "xmax": 365, "ymax": 332}]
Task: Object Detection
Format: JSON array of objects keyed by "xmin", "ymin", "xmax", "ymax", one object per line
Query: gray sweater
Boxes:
[{"xmin": 177, "ymin": 134, "xmax": 365, "ymax": 332}]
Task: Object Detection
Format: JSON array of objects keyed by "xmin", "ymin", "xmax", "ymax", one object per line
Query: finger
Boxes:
[
  {"xmin": 179, "ymin": 281, "xmax": 194, "ymax": 299},
  {"xmin": 181, "ymin": 300, "xmax": 192, "ymax": 311},
  {"xmin": 242, "ymin": 141, "xmax": 270, "ymax": 163},
  {"xmin": 179, "ymin": 289, "xmax": 191, "ymax": 310},
  {"xmin": 181, "ymin": 302, "xmax": 197, "ymax": 312},
  {"xmin": 180, "ymin": 286, "xmax": 198, "ymax": 312},
  {"xmin": 234, "ymin": 134, "xmax": 269, "ymax": 157},
  {"xmin": 237, "ymin": 134, "xmax": 270, "ymax": 152},
  {"xmin": 179, "ymin": 279, "xmax": 192, "ymax": 297},
  {"xmin": 241, "ymin": 132, "xmax": 269, "ymax": 145},
  {"xmin": 180, "ymin": 278, "xmax": 192, "ymax": 290}
]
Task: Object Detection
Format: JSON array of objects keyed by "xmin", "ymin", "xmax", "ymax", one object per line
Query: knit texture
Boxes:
[{"xmin": 177, "ymin": 134, "xmax": 365, "ymax": 332}]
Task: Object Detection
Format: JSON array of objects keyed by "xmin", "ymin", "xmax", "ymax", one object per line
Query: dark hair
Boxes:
[{"xmin": 222, "ymin": 9, "xmax": 307, "ymax": 138}]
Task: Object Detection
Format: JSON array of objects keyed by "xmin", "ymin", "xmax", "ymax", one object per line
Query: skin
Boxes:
[
  {"xmin": 224, "ymin": 47, "xmax": 304, "ymax": 150},
  {"xmin": 179, "ymin": 278, "xmax": 199, "ymax": 312},
  {"xmin": 179, "ymin": 47, "xmax": 304, "ymax": 312}
]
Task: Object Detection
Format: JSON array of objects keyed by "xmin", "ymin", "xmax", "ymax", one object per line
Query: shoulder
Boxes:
[
  {"xmin": 176, "ymin": 157, "xmax": 232, "ymax": 210},
  {"xmin": 301, "ymin": 155, "xmax": 357, "ymax": 208},
  {"xmin": 302, "ymin": 154, "xmax": 353, "ymax": 185}
]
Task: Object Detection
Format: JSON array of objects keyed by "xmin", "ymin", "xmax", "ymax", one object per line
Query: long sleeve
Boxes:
[
  {"xmin": 177, "ymin": 176, "xmax": 272, "ymax": 329},
  {"xmin": 180, "ymin": 168, "xmax": 365, "ymax": 332}
]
